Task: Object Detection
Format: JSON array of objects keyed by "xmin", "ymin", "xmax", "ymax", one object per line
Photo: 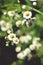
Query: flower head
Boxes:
[
  {"xmin": 23, "ymin": 11, "xmax": 32, "ymax": 19},
  {"xmin": 8, "ymin": 11, "xmax": 15, "ymax": 17},
  {"xmin": 4, "ymin": 11, "xmax": 7, "ymax": 15},
  {"xmin": 13, "ymin": 37, "xmax": 19, "ymax": 44},
  {"xmin": 25, "ymin": 48, "xmax": 31, "ymax": 54},
  {"xmin": 16, "ymin": 21, "xmax": 22, "ymax": 27},
  {"xmin": 29, "ymin": 44, "xmax": 35, "ymax": 50},
  {"xmin": 22, "ymin": 5, "xmax": 26, "ymax": 9},
  {"xmin": 25, "ymin": 34, "xmax": 32, "ymax": 41},
  {"xmin": 17, "ymin": 52, "xmax": 25, "ymax": 59},
  {"xmin": 0, "ymin": 20, "xmax": 12, "ymax": 31},
  {"xmin": 8, "ymin": 33, "xmax": 16, "ymax": 40},
  {"xmin": 36, "ymin": 43, "xmax": 41, "ymax": 49},
  {"xmin": 15, "ymin": 46, "xmax": 21, "ymax": 52},
  {"xmin": 7, "ymin": 30, "xmax": 11, "ymax": 34},
  {"xmin": 0, "ymin": 20, "xmax": 6, "ymax": 26},
  {"xmin": 33, "ymin": 2, "xmax": 37, "ymax": 6}
]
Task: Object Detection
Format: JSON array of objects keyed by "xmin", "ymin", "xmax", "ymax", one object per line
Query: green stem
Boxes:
[
  {"xmin": 28, "ymin": 6, "xmax": 43, "ymax": 15},
  {"xmin": 19, "ymin": 0, "xmax": 22, "ymax": 12},
  {"xmin": 10, "ymin": 17, "xmax": 13, "ymax": 32}
]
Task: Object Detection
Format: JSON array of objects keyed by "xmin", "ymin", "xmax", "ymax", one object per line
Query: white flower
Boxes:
[
  {"xmin": 4, "ymin": 11, "xmax": 7, "ymax": 15},
  {"xmin": 17, "ymin": 0, "xmax": 20, "ymax": 3},
  {"xmin": 17, "ymin": 52, "xmax": 25, "ymax": 59},
  {"xmin": 22, "ymin": 51, "xmax": 27, "ymax": 57},
  {"xmin": 0, "ymin": 20, "xmax": 6, "ymax": 26},
  {"xmin": 25, "ymin": 34, "xmax": 32, "ymax": 41},
  {"xmin": 19, "ymin": 36, "xmax": 24, "ymax": 43},
  {"xmin": 32, "ymin": 40, "xmax": 39, "ymax": 47},
  {"xmin": 16, "ymin": 21, "xmax": 22, "ymax": 27},
  {"xmin": 29, "ymin": 44, "xmax": 35, "ymax": 50},
  {"xmin": 6, "ymin": 43, "xmax": 9, "ymax": 46},
  {"xmin": 24, "ymin": 37, "xmax": 29, "ymax": 43},
  {"xmin": 8, "ymin": 11, "xmax": 15, "ymax": 17},
  {"xmin": 16, "ymin": 30, "xmax": 22, "ymax": 35},
  {"xmin": 13, "ymin": 37, "xmax": 19, "ymax": 44},
  {"xmin": 24, "ymin": 48, "xmax": 31, "ymax": 54},
  {"xmin": 1, "ymin": 22, "xmax": 12, "ymax": 31},
  {"xmin": 6, "ymin": 22, "xmax": 12, "ymax": 29},
  {"xmin": 7, "ymin": 30, "xmax": 11, "ymax": 34},
  {"xmin": 19, "ymin": 36, "xmax": 26, "ymax": 43},
  {"xmin": 1, "ymin": 26, "xmax": 7, "ymax": 31},
  {"xmin": 33, "ymin": 37, "xmax": 40, "ymax": 41},
  {"xmin": 17, "ymin": 48, "xmax": 31, "ymax": 59},
  {"xmin": 23, "ymin": 11, "xmax": 32, "ymax": 19},
  {"xmin": 36, "ymin": 43, "xmax": 41, "ymax": 49},
  {"xmin": 33, "ymin": 2, "xmax": 37, "ymax": 6},
  {"xmin": 8, "ymin": 33, "xmax": 16, "ymax": 40},
  {"xmin": 18, "ymin": 48, "xmax": 31, "ymax": 59},
  {"xmin": 22, "ymin": 5, "xmax": 26, "ymax": 9},
  {"xmin": 15, "ymin": 46, "xmax": 21, "ymax": 52},
  {"xmin": 19, "ymin": 35, "xmax": 32, "ymax": 43}
]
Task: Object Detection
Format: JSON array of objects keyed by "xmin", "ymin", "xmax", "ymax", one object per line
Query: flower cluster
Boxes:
[
  {"xmin": 19, "ymin": 34, "xmax": 32, "ymax": 43},
  {"xmin": 0, "ymin": 3, "xmax": 42, "ymax": 60},
  {"xmin": 8, "ymin": 33, "xmax": 19, "ymax": 45},
  {"xmin": 3, "ymin": 10, "xmax": 36, "ymax": 28},
  {"xmin": 6, "ymin": 32, "xmax": 41, "ymax": 60},
  {"xmin": 16, "ymin": 36, "xmax": 41, "ymax": 60}
]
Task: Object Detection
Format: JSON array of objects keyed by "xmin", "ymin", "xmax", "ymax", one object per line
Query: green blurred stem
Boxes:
[
  {"xmin": 10, "ymin": 17, "xmax": 13, "ymax": 32},
  {"xmin": 19, "ymin": 0, "xmax": 22, "ymax": 12},
  {"xmin": 28, "ymin": 6, "xmax": 43, "ymax": 15}
]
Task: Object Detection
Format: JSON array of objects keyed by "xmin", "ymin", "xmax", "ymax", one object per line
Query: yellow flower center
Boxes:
[
  {"xmin": 25, "ymin": 11, "xmax": 29, "ymax": 16},
  {"xmin": 14, "ymin": 39, "xmax": 18, "ymax": 42},
  {"xmin": 31, "ymin": 46, "xmax": 34, "ymax": 49},
  {"xmin": 18, "ymin": 22, "xmax": 21, "ymax": 26},
  {"xmin": 16, "ymin": 48, "xmax": 20, "ymax": 50},
  {"xmin": 10, "ymin": 34, "xmax": 14, "ymax": 38},
  {"xmin": 37, "ymin": 45, "xmax": 41, "ymax": 49},
  {"xmin": 10, "ymin": 11, "xmax": 14, "ymax": 14},
  {"xmin": 18, "ymin": 54, "xmax": 21, "ymax": 57},
  {"xmin": 26, "ymin": 49, "xmax": 30, "ymax": 52}
]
